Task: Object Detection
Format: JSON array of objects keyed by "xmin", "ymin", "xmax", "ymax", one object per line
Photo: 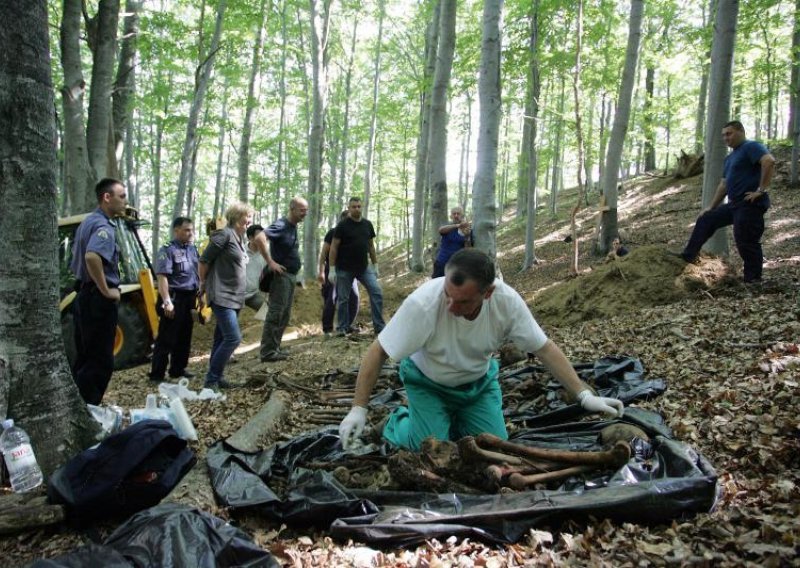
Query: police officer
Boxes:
[
  {"xmin": 70, "ymin": 178, "xmax": 127, "ymax": 405},
  {"xmin": 149, "ymin": 217, "xmax": 200, "ymax": 382}
]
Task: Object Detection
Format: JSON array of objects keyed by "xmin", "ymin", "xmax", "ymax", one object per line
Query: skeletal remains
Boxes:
[{"xmin": 387, "ymin": 423, "xmax": 649, "ymax": 493}]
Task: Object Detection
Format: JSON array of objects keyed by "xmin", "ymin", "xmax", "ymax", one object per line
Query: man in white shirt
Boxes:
[{"xmin": 339, "ymin": 249, "xmax": 624, "ymax": 451}]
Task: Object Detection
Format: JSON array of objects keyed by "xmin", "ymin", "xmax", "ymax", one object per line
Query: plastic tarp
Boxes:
[
  {"xmin": 29, "ymin": 503, "xmax": 279, "ymax": 568},
  {"xmin": 207, "ymin": 357, "xmax": 718, "ymax": 546}
]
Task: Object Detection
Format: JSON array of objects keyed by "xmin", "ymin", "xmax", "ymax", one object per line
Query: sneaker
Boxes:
[
  {"xmin": 204, "ymin": 378, "xmax": 235, "ymax": 390},
  {"xmin": 170, "ymin": 370, "xmax": 196, "ymax": 379},
  {"xmin": 261, "ymin": 352, "xmax": 288, "ymax": 362}
]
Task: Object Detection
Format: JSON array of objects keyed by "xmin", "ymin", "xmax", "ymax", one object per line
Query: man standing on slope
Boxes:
[{"xmin": 676, "ymin": 120, "xmax": 775, "ymax": 283}]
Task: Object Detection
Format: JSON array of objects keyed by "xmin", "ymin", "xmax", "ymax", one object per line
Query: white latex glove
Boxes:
[
  {"xmin": 578, "ymin": 390, "xmax": 624, "ymax": 417},
  {"xmin": 339, "ymin": 405, "xmax": 368, "ymax": 449},
  {"xmin": 328, "ymin": 270, "xmax": 337, "ymax": 285}
]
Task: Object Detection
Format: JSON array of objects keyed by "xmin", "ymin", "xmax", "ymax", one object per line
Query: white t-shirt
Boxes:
[
  {"xmin": 378, "ymin": 278, "xmax": 548, "ymax": 387},
  {"xmin": 245, "ymin": 246, "xmax": 267, "ymax": 298}
]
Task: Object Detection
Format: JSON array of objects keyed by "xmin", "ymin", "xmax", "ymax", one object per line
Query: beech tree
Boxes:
[
  {"xmin": 471, "ymin": 0, "xmax": 503, "ymax": 259},
  {"xmin": 0, "ymin": 0, "xmax": 98, "ymax": 475},
  {"xmin": 700, "ymin": 0, "xmax": 739, "ymax": 256}
]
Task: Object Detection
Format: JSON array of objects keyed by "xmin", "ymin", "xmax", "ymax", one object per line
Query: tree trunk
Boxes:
[
  {"xmin": 277, "ymin": 1, "xmax": 289, "ymax": 215},
  {"xmin": 85, "ymin": 0, "xmax": 120, "ymax": 182},
  {"xmin": 598, "ymin": 0, "xmax": 643, "ymax": 255},
  {"xmin": 60, "ymin": 0, "xmax": 95, "ymax": 214},
  {"xmin": 569, "ymin": 0, "xmax": 587, "ymax": 275},
  {"xmin": 336, "ymin": 19, "xmax": 359, "ymax": 225},
  {"xmin": 701, "ymin": 0, "xmax": 739, "ymax": 256},
  {"xmin": 522, "ymin": 0, "xmax": 541, "ymax": 271},
  {"xmin": 695, "ymin": 0, "xmax": 713, "ymax": 153},
  {"xmin": 0, "ymin": 0, "xmax": 98, "ymax": 475},
  {"xmin": 791, "ymin": 0, "xmax": 800, "ymax": 187},
  {"xmin": 549, "ymin": 75, "xmax": 566, "ymax": 217},
  {"xmin": 363, "ymin": 0, "xmax": 385, "ymax": 218},
  {"xmin": 410, "ymin": 3, "xmax": 439, "ymax": 272},
  {"xmin": 643, "ymin": 66, "xmax": 656, "ymax": 171},
  {"xmin": 471, "ymin": 0, "xmax": 503, "ymax": 260},
  {"xmin": 427, "ymin": 0, "xmax": 457, "ymax": 257},
  {"xmin": 238, "ymin": 0, "xmax": 267, "ymax": 203},
  {"xmin": 172, "ymin": 0, "xmax": 226, "ymax": 219},
  {"xmin": 303, "ymin": 0, "xmax": 331, "ymax": 282},
  {"xmin": 112, "ymin": 0, "xmax": 141, "ymax": 173},
  {"xmin": 214, "ymin": 81, "xmax": 229, "ymax": 221}
]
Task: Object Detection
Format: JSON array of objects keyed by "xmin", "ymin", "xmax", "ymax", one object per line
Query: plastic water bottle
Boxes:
[{"xmin": 0, "ymin": 419, "xmax": 43, "ymax": 493}]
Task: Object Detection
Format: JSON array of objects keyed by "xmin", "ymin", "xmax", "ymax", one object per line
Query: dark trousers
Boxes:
[
  {"xmin": 682, "ymin": 201, "xmax": 766, "ymax": 282},
  {"xmin": 150, "ymin": 290, "xmax": 196, "ymax": 380},
  {"xmin": 260, "ymin": 271, "xmax": 296, "ymax": 358},
  {"xmin": 73, "ymin": 287, "xmax": 118, "ymax": 405},
  {"xmin": 321, "ymin": 272, "xmax": 359, "ymax": 333}
]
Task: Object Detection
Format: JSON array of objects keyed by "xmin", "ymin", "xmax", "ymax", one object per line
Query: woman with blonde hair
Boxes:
[{"xmin": 198, "ymin": 202, "xmax": 252, "ymax": 389}]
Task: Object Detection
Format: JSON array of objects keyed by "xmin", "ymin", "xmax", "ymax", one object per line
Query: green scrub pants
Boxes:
[{"xmin": 383, "ymin": 357, "xmax": 507, "ymax": 451}]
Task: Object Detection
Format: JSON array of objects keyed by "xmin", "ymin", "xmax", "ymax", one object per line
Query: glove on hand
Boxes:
[
  {"xmin": 339, "ymin": 406, "xmax": 368, "ymax": 449},
  {"xmin": 578, "ymin": 390, "xmax": 624, "ymax": 417},
  {"xmin": 328, "ymin": 270, "xmax": 337, "ymax": 285}
]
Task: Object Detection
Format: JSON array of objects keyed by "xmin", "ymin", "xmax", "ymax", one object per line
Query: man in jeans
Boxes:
[
  {"xmin": 259, "ymin": 197, "xmax": 309, "ymax": 362},
  {"xmin": 328, "ymin": 197, "xmax": 385, "ymax": 336}
]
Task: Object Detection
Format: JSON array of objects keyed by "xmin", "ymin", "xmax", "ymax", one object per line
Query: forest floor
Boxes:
[{"xmin": 3, "ymin": 150, "xmax": 800, "ymax": 566}]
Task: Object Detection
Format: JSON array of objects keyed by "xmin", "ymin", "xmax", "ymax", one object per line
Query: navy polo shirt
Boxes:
[
  {"xmin": 724, "ymin": 140, "xmax": 768, "ymax": 203},
  {"xmin": 155, "ymin": 239, "xmax": 200, "ymax": 291},
  {"xmin": 266, "ymin": 217, "xmax": 301, "ymax": 274},
  {"xmin": 70, "ymin": 208, "xmax": 120, "ymax": 288}
]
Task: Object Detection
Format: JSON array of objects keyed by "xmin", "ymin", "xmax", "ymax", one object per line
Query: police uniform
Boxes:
[
  {"xmin": 149, "ymin": 239, "xmax": 200, "ymax": 381},
  {"xmin": 70, "ymin": 208, "xmax": 120, "ymax": 405}
]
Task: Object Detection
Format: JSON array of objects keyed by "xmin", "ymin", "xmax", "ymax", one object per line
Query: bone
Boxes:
[
  {"xmin": 507, "ymin": 465, "xmax": 597, "ymax": 490},
  {"xmin": 458, "ymin": 436, "xmax": 524, "ymax": 466},
  {"xmin": 476, "ymin": 434, "xmax": 631, "ymax": 468}
]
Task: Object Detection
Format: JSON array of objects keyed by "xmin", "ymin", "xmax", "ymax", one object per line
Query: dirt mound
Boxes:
[{"xmin": 531, "ymin": 245, "xmax": 732, "ymax": 327}]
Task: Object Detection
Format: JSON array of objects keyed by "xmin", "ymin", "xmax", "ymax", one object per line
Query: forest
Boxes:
[{"xmin": 1, "ymin": 0, "xmax": 799, "ymax": 565}]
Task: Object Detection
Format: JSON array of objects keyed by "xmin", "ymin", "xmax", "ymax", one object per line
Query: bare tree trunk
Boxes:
[
  {"xmin": 214, "ymin": 82, "xmax": 229, "ymax": 221},
  {"xmin": 695, "ymin": 0, "xmax": 713, "ymax": 153},
  {"xmin": 410, "ymin": 2, "xmax": 439, "ymax": 272},
  {"xmin": 598, "ymin": 0, "xmax": 643, "ymax": 255},
  {"xmin": 0, "ymin": 0, "xmax": 98, "ymax": 475},
  {"xmin": 238, "ymin": 0, "xmax": 267, "ymax": 203},
  {"xmin": 60, "ymin": 0, "xmax": 95, "ymax": 214},
  {"xmin": 598, "ymin": 92, "xmax": 608, "ymax": 185},
  {"xmin": 427, "ymin": 0, "xmax": 457, "ymax": 256},
  {"xmin": 549, "ymin": 75, "xmax": 566, "ymax": 217},
  {"xmin": 335, "ymin": 19, "xmax": 358, "ymax": 224},
  {"xmin": 701, "ymin": 0, "xmax": 739, "ymax": 256},
  {"xmin": 85, "ymin": 0, "xmax": 120, "ymax": 182},
  {"xmin": 522, "ymin": 0, "xmax": 541, "ymax": 271},
  {"xmin": 569, "ymin": 0, "xmax": 587, "ymax": 275},
  {"xmin": 303, "ymin": 0, "xmax": 331, "ymax": 282},
  {"xmin": 363, "ymin": 0, "xmax": 385, "ymax": 218},
  {"xmin": 173, "ymin": 0, "xmax": 226, "ymax": 218},
  {"xmin": 791, "ymin": 0, "xmax": 800, "ymax": 187},
  {"xmin": 276, "ymin": 1, "xmax": 289, "ymax": 213},
  {"xmin": 471, "ymin": 0, "xmax": 503, "ymax": 260},
  {"xmin": 643, "ymin": 66, "xmax": 656, "ymax": 171},
  {"xmin": 112, "ymin": 0, "xmax": 141, "ymax": 173}
]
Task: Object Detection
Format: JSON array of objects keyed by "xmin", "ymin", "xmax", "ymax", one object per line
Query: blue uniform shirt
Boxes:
[
  {"xmin": 155, "ymin": 239, "xmax": 200, "ymax": 291},
  {"xmin": 724, "ymin": 139, "xmax": 769, "ymax": 204},
  {"xmin": 436, "ymin": 229, "xmax": 472, "ymax": 265},
  {"xmin": 70, "ymin": 208, "xmax": 120, "ymax": 288}
]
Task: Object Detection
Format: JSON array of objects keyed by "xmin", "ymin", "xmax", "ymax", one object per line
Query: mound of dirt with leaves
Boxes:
[{"xmin": 532, "ymin": 245, "xmax": 734, "ymax": 327}]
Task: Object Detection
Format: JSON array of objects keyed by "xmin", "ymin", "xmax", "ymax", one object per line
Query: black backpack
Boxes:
[{"xmin": 48, "ymin": 420, "xmax": 196, "ymax": 523}]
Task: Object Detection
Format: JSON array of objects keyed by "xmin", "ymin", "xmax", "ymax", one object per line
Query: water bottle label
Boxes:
[{"xmin": 4, "ymin": 444, "xmax": 36, "ymax": 472}]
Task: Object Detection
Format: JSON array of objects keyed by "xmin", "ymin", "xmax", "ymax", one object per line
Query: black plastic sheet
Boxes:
[
  {"xmin": 30, "ymin": 504, "xmax": 279, "ymax": 568},
  {"xmin": 207, "ymin": 358, "xmax": 717, "ymax": 546}
]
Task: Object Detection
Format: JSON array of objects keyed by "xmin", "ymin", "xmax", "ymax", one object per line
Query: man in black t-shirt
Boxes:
[
  {"xmin": 328, "ymin": 197, "xmax": 385, "ymax": 335},
  {"xmin": 318, "ymin": 211, "xmax": 360, "ymax": 336}
]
